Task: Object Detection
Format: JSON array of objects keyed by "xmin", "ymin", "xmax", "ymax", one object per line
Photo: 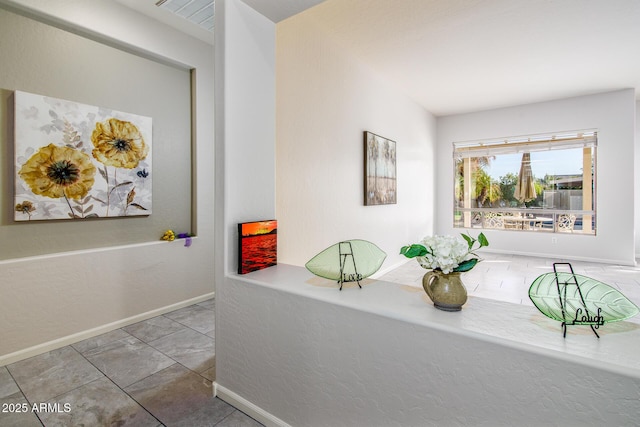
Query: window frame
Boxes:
[{"xmin": 453, "ymin": 130, "xmax": 597, "ymax": 235}]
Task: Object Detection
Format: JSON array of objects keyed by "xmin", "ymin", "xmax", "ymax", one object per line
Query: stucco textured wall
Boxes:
[
  {"xmin": 276, "ymin": 8, "xmax": 436, "ymax": 272},
  {"xmin": 436, "ymin": 90, "xmax": 636, "ymax": 265},
  {"xmin": 218, "ymin": 266, "xmax": 640, "ymax": 426}
]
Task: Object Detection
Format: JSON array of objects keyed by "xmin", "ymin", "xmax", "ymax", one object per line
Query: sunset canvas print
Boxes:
[{"xmin": 238, "ymin": 220, "xmax": 277, "ymax": 274}]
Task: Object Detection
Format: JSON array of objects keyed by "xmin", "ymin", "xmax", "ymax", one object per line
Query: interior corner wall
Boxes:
[
  {"xmin": 213, "ymin": 0, "xmax": 278, "ymax": 406},
  {"xmin": 215, "ymin": 0, "xmax": 276, "ymax": 277},
  {"xmin": 0, "ymin": 0, "xmax": 214, "ymax": 364},
  {"xmin": 275, "ymin": 12, "xmax": 436, "ymax": 272},
  {"xmin": 635, "ymin": 100, "xmax": 640, "ymax": 258},
  {"xmin": 436, "ymin": 89, "xmax": 636, "ymax": 265}
]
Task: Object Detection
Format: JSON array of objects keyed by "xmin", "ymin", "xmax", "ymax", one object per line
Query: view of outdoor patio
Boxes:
[{"xmin": 453, "ymin": 131, "xmax": 596, "ymax": 234}]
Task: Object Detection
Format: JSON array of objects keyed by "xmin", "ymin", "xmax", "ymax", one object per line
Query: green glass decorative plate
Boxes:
[
  {"xmin": 305, "ymin": 240, "xmax": 386, "ymax": 281},
  {"xmin": 529, "ymin": 272, "xmax": 640, "ymax": 324}
]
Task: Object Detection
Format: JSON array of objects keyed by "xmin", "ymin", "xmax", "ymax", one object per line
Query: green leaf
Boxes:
[
  {"xmin": 454, "ymin": 258, "xmax": 478, "ymax": 272},
  {"xmin": 478, "ymin": 232, "xmax": 489, "ymax": 248},
  {"xmin": 529, "ymin": 272, "xmax": 639, "ymax": 324},
  {"xmin": 400, "ymin": 244, "xmax": 428, "ymax": 258},
  {"xmin": 460, "ymin": 233, "xmax": 474, "ymax": 250}
]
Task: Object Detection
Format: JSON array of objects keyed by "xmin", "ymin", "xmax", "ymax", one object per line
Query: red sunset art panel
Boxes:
[{"xmin": 238, "ymin": 220, "xmax": 277, "ymax": 274}]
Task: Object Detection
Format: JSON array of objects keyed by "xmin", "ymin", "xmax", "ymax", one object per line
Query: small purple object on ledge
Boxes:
[{"xmin": 177, "ymin": 233, "xmax": 192, "ymax": 247}]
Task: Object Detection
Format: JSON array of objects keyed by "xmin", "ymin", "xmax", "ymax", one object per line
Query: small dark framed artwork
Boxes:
[
  {"xmin": 238, "ymin": 219, "xmax": 278, "ymax": 274},
  {"xmin": 364, "ymin": 131, "xmax": 397, "ymax": 205}
]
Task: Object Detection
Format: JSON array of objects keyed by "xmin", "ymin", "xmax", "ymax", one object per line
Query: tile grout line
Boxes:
[
  {"xmin": 2, "ymin": 299, "xmax": 262, "ymax": 425},
  {"xmin": 72, "ymin": 342, "xmax": 165, "ymax": 426},
  {"xmin": 4, "ymin": 366, "xmax": 46, "ymax": 426},
  {"xmin": 140, "ymin": 322, "xmax": 216, "ymax": 380},
  {"xmin": 74, "ymin": 304, "xmax": 216, "ymax": 425},
  {"xmin": 5, "ymin": 302, "xmax": 216, "ymax": 427},
  {"xmin": 114, "ymin": 304, "xmax": 220, "ymax": 426}
]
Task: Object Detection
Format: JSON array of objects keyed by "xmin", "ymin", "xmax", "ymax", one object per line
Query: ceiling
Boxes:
[
  {"xmin": 114, "ymin": 0, "xmax": 325, "ymax": 45},
  {"xmin": 155, "ymin": 0, "xmax": 214, "ymax": 32},
  {"xmin": 115, "ymin": 0, "xmax": 215, "ymax": 43},
  {"xmin": 120, "ymin": 0, "xmax": 640, "ymax": 117},
  {"xmin": 239, "ymin": 0, "xmax": 326, "ymax": 23}
]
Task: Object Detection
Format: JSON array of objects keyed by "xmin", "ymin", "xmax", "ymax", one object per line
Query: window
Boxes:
[{"xmin": 453, "ymin": 131, "xmax": 596, "ymax": 234}]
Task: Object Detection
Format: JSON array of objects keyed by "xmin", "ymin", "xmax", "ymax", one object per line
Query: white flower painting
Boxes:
[{"xmin": 14, "ymin": 90, "xmax": 152, "ymax": 221}]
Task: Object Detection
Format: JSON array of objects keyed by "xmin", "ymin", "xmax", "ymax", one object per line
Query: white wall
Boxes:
[
  {"xmin": 636, "ymin": 100, "xmax": 640, "ymax": 257},
  {"xmin": 276, "ymin": 11, "xmax": 436, "ymax": 272},
  {"xmin": 213, "ymin": 0, "xmax": 278, "ymax": 414},
  {"xmin": 217, "ymin": 267, "xmax": 640, "ymax": 427},
  {"xmin": 0, "ymin": 0, "xmax": 214, "ymax": 364},
  {"xmin": 214, "ymin": 2, "xmax": 640, "ymax": 426},
  {"xmin": 214, "ymin": 0, "xmax": 276, "ymax": 277},
  {"xmin": 436, "ymin": 90, "xmax": 636, "ymax": 265}
]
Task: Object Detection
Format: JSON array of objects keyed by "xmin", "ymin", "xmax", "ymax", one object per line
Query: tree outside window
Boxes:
[{"xmin": 453, "ymin": 131, "xmax": 596, "ymax": 234}]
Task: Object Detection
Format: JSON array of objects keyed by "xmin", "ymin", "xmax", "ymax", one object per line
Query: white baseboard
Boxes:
[
  {"xmin": 483, "ymin": 247, "xmax": 637, "ymax": 266},
  {"xmin": 0, "ymin": 292, "xmax": 214, "ymax": 366},
  {"xmin": 215, "ymin": 383, "xmax": 292, "ymax": 427}
]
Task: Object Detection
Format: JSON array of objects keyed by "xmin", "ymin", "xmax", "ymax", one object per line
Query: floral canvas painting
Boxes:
[{"xmin": 14, "ymin": 90, "xmax": 152, "ymax": 221}]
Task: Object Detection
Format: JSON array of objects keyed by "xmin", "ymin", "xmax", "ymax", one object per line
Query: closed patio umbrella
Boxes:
[{"xmin": 514, "ymin": 152, "xmax": 537, "ymax": 202}]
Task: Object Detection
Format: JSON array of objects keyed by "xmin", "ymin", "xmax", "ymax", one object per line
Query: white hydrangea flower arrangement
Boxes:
[{"xmin": 400, "ymin": 233, "xmax": 488, "ymax": 274}]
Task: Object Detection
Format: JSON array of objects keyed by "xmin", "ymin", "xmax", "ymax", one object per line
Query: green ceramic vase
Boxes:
[{"xmin": 422, "ymin": 270, "xmax": 467, "ymax": 311}]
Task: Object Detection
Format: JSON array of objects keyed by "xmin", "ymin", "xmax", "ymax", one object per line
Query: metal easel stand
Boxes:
[
  {"xmin": 553, "ymin": 262, "xmax": 604, "ymax": 338},
  {"xmin": 338, "ymin": 241, "xmax": 362, "ymax": 291}
]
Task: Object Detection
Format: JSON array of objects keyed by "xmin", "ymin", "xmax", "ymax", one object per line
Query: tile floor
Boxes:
[
  {"xmin": 378, "ymin": 252, "xmax": 640, "ymax": 323},
  {"xmin": 0, "ymin": 298, "xmax": 263, "ymax": 427}
]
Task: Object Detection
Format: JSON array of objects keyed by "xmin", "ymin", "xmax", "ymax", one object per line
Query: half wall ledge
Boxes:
[{"xmin": 215, "ymin": 264, "xmax": 640, "ymax": 426}]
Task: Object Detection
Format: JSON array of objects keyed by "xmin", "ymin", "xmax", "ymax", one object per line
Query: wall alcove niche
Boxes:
[{"xmin": 0, "ymin": 5, "xmax": 194, "ymax": 260}]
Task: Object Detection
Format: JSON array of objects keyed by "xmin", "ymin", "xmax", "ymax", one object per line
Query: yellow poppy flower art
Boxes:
[
  {"xmin": 91, "ymin": 118, "xmax": 149, "ymax": 169},
  {"xmin": 14, "ymin": 90, "xmax": 152, "ymax": 221},
  {"xmin": 19, "ymin": 143, "xmax": 96, "ymax": 199}
]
